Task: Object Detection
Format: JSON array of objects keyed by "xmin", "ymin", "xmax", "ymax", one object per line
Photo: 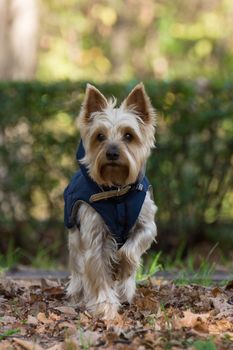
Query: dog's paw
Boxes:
[
  {"xmin": 88, "ymin": 301, "xmax": 119, "ymax": 320},
  {"xmin": 101, "ymin": 302, "xmax": 119, "ymax": 320}
]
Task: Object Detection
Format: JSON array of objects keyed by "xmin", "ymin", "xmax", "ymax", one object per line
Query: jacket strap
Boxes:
[{"xmin": 89, "ymin": 185, "xmax": 131, "ymax": 202}]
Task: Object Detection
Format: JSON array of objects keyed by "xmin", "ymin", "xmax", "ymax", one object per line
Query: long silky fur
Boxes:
[{"xmin": 67, "ymin": 83, "xmax": 157, "ymax": 319}]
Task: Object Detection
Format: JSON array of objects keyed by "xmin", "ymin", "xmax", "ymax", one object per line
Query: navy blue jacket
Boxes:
[{"xmin": 64, "ymin": 140, "xmax": 151, "ymax": 247}]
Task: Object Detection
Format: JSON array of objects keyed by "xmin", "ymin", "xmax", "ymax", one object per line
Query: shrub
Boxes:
[{"xmin": 0, "ymin": 80, "xmax": 232, "ymax": 259}]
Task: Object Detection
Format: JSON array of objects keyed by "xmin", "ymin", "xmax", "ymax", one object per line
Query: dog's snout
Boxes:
[{"xmin": 106, "ymin": 145, "xmax": 120, "ymax": 161}]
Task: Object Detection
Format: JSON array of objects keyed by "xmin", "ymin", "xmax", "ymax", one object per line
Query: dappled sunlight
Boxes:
[{"xmin": 35, "ymin": 0, "xmax": 233, "ymax": 81}]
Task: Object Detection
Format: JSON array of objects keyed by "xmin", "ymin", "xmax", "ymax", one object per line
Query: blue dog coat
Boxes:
[{"xmin": 64, "ymin": 140, "xmax": 151, "ymax": 247}]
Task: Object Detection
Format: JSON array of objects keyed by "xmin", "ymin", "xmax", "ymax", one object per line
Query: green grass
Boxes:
[
  {"xmin": 0, "ymin": 328, "xmax": 21, "ymax": 340},
  {"xmin": 0, "ymin": 240, "xmax": 22, "ymax": 272},
  {"xmin": 137, "ymin": 252, "xmax": 162, "ymax": 282},
  {"xmin": 1, "ymin": 239, "xmax": 232, "ymax": 287},
  {"xmin": 174, "ymin": 256, "xmax": 215, "ymax": 286},
  {"xmin": 29, "ymin": 245, "xmax": 58, "ymax": 269},
  {"xmin": 193, "ymin": 339, "xmax": 217, "ymax": 350},
  {"xmin": 0, "ymin": 241, "xmax": 59, "ymax": 271},
  {"xmin": 160, "ymin": 242, "xmax": 225, "ymax": 286},
  {"xmin": 137, "ymin": 242, "xmax": 230, "ymax": 286}
]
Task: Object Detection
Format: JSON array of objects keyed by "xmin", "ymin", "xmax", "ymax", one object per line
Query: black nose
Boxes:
[{"xmin": 106, "ymin": 145, "xmax": 120, "ymax": 161}]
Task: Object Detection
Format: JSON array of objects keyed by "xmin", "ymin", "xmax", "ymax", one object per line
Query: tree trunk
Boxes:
[{"xmin": 0, "ymin": 0, "xmax": 39, "ymax": 80}]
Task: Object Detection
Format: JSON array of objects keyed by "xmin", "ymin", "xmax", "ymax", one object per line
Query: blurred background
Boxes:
[{"xmin": 0, "ymin": 0, "xmax": 232, "ymax": 270}]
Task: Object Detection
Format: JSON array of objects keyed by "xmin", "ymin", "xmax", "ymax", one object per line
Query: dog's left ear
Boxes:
[{"xmin": 122, "ymin": 83, "xmax": 155, "ymax": 124}]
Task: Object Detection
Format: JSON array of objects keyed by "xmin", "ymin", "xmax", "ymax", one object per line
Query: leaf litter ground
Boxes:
[{"xmin": 0, "ymin": 277, "xmax": 233, "ymax": 350}]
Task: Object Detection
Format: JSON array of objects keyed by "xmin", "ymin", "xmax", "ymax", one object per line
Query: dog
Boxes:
[{"xmin": 64, "ymin": 83, "xmax": 157, "ymax": 319}]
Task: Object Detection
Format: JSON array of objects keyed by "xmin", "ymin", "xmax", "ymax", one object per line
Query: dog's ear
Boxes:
[
  {"xmin": 81, "ymin": 84, "xmax": 108, "ymax": 121},
  {"xmin": 122, "ymin": 83, "xmax": 155, "ymax": 124}
]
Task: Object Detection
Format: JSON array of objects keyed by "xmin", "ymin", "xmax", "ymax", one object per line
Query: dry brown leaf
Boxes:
[
  {"xmin": 47, "ymin": 343, "xmax": 64, "ymax": 350},
  {"xmin": 13, "ymin": 338, "xmax": 44, "ymax": 350},
  {"xmin": 211, "ymin": 287, "xmax": 222, "ymax": 297},
  {"xmin": 37, "ymin": 312, "xmax": 53, "ymax": 324},
  {"xmin": 221, "ymin": 332, "xmax": 233, "ymax": 340},
  {"xmin": 173, "ymin": 309, "xmax": 210, "ymax": 329},
  {"xmin": 63, "ymin": 337, "xmax": 80, "ymax": 350},
  {"xmin": 41, "ymin": 279, "xmax": 64, "ymax": 298},
  {"xmin": 105, "ymin": 312, "xmax": 131, "ymax": 329},
  {"xmin": 27, "ymin": 315, "xmax": 38, "ymax": 325},
  {"xmin": 211, "ymin": 296, "xmax": 233, "ymax": 319},
  {"xmin": 0, "ymin": 340, "xmax": 13, "ymax": 350},
  {"xmin": 54, "ymin": 306, "xmax": 77, "ymax": 315},
  {"xmin": 0, "ymin": 296, "xmax": 7, "ymax": 303},
  {"xmin": 79, "ymin": 312, "xmax": 92, "ymax": 326},
  {"xmin": 0, "ymin": 316, "xmax": 17, "ymax": 324},
  {"xmin": 37, "ymin": 312, "xmax": 60, "ymax": 324},
  {"xmin": 209, "ymin": 319, "xmax": 233, "ymax": 333},
  {"xmin": 49, "ymin": 312, "xmax": 61, "ymax": 321},
  {"xmin": 1, "ymin": 278, "xmax": 232, "ymax": 350},
  {"xmin": 192, "ymin": 321, "xmax": 209, "ymax": 334},
  {"xmin": 36, "ymin": 325, "xmax": 46, "ymax": 334},
  {"xmin": 58, "ymin": 321, "xmax": 77, "ymax": 335},
  {"xmin": 134, "ymin": 295, "xmax": 159, "ymax": 312},
  {"xmin": 77, "ymin": 330, "xmax": 101, "ymax": 346},
  {"xmin": 41, "ymin": 279, "xmax": 60, "ymax": 289}
]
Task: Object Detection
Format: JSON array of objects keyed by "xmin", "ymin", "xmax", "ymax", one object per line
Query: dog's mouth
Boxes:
[
  {"xmin": 100, "ymin": 162, "xmax": 129, "ymax": 186},
  {"xmin": 105, "ymin": 162, "xmax": 121, "ymax": 167}
]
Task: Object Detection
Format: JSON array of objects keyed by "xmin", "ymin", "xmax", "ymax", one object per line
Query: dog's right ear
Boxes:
[{"xmin": 81, "ymin": 84, "xmax": 108, "ymax": 122}]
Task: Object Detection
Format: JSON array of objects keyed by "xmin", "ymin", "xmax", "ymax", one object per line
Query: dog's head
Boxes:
[{"xmin": 78, "ymin": 83, "xmax": 156, "ymax": 186}]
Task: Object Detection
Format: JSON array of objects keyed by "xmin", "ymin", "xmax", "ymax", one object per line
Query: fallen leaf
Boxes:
[
  {"xmin": 173, "ymin": 309, "xmax": 210, "ymax": 329},
  {"xmin": 211, "ymin": 287, "xmax": 222, "ymax": 297},
  {"xmin": 209, "ymin": 319, "xmax": 233, "ymax": 333},
  {"xmin": 77, "ymin": 330, "xmax": 101, "ymax": 346},
  {"xmin": 13, "ymin": 338, "xmax": 44, "ymax": 350},
  {"xmin": 47, "ymin": 343, "xmax": 64, "ymax": 350},
  {"xmin": 37, "ymin": 312, "xmax": 53, "ymax": 324},
  {"xmin": 41, "ymin": 279, "xmax": 60, "ymax": 288},
  {"xmin": 0, "ymin": 296, "xmax": 7, "ymax": 303},
  {"xmin": 41, "ymin": 279, "xmax": 65, "ymax": 298},
  {"xmin": 0, "ymin": 340, "xmax": 13, "ymax": 350},
  {"xmin": 27, "ymin": 315, "xmax": 38, "ymax": 325},
  {"xmin": 53, "ymin": 306, "xmax": 76, "ymax": 315},
  {"xmin": 63, "ymin": 337, "xmax": 80, "ymax": 350},
  {"xmin": 49, "ymin": 312, "xmax": 61, "ymax": 322},
  {"xmin": 211, "ymin": 296, "xmax": 233, "ymax": 318},
  {"xmin": 0, "ymin": 316, "xmax": 17, "ymax": 324},
  {"xmin": 36, "ymin": 325, "xmax": 46, "ymax": 334},
  {"xmin": 1, "ymin": 278, "xmax": 232, "ymax": 350},
  {"xmin": 58, "ymin": 321, "xmax": 77, "ymax": 335},
  {"xmin": 134, "ymin": 295, "xmax": 159, "ymax": 312},
  {"xmin": 79, "ymin": 312, "xmax": 92, "ymax": 326},
  {"xmin": 105, "ymin": 312, "xmax": 131, "ymax": 329}
]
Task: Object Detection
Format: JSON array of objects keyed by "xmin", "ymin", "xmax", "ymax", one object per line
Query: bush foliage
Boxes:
[
  {"xmin": 0, "ymin": 81, "xmax": 232, "ymax": 258},
  {"xmin": 39, "ymin": 0, "xmax": 233, "ymax": 81}
]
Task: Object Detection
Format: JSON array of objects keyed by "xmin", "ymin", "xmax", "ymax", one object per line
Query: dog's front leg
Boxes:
[
  {"xmin": 117, "ymin": 193, "xmax": 157, "ymax": 281},
  {"xmin": 67, "ymin": 227, "xmax": 84, "ymax": 303},
  {"xmin": 116, "ymin": 218, "xmax": 157, "ymax": 304},
  {"xmin": 77, "ymin": 204, "xmax": 119, "ymax": 319}
]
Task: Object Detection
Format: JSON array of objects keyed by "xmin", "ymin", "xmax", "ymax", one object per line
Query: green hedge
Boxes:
[{"xmin": 0, "ymin": 81, "xmax": 233, "ymax": 259}]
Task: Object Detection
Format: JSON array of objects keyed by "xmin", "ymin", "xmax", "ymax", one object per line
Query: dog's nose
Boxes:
[{"xmin": 106, "ymin": 145, "xmax": 120, "ymax": 161}]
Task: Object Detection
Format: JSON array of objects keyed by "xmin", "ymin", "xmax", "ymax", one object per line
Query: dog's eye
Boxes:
[
  {"xmin": 124, "ymin": 133, "xmax": 133, "ymax": 142},
  {"xmin": 97, "ymin": 133, "xmax": 106, "ymax": 142}
]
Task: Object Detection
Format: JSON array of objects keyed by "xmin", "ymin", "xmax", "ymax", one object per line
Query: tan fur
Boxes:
[{"xmin": 67, "ymin": 83, "xmax": 157, "ymax": 319}]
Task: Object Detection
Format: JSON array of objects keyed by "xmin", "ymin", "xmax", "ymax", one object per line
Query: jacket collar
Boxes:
[{"xmin": 76, "ymin": 139, "xmax": 145, "ymax": 202}]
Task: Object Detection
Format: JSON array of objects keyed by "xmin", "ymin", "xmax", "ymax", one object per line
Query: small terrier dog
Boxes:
[{"xmin": 64, "ymin": 83, "xmax": 157, "ymax": 319}]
